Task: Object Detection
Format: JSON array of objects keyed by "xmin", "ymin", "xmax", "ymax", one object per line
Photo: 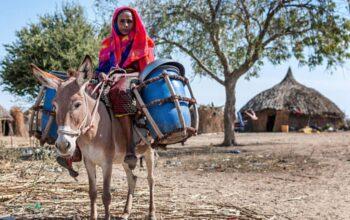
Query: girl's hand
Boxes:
[{"xmin": 98, "ymin": 72, "xmax": 108, "ymax": 82}]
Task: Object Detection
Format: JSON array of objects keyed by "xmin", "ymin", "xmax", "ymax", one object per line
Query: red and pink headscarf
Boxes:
[{"xmin": 98, "ymin": 6, "xmax": 155, "ymax": 72}]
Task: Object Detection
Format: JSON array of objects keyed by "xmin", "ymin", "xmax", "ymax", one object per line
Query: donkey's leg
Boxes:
[
  {"xmin": 121, "ymin": 163, "xmax": 137, "ymax": 220},
  {"xmin": 84, "ymin": 159, "xmax": 98, "ymax": 220},
  {"xmin": 101, "ymin": 162, "xmax": 113, "ymax": 220},
  {"xmin": 144, "ymin": 147, "xmax": 156, "ymax": 220}
]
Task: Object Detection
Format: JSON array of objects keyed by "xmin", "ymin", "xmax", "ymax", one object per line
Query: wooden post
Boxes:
[
  {"xmin": 163, "ymin": 72, "xmax": 186, "ymax": 137},
  {"xmin": 8, "ymin": 122, "xmax": 14, "ymax": 136},
  {"xmin": 131, "ymin": 83, "xmax": 164, "ymax": 139},
  {"xmin": 40, "ymin": 114, "xmax": 54, "ymax": 146},
  {"xmin": 185, "ymin": 79, "xmax": 199, "ymax": 131},
  {"xmin": 29, "ymin": 86, "xmax": 45, "ymax": 136}
]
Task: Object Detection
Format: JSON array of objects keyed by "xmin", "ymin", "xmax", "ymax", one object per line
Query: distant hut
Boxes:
[
  {"xmin": 240, "ymin": 68, "xmax": 345, "ymax": 132},
  {"xmin": 197, "ymin": 105, "xmax": 224, "ymax": 134},
  {"xmin": 0, "ymin": 105, "xmax": 14, "ymax": 136}
]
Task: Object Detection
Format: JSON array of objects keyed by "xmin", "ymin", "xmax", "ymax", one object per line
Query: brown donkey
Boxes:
[{"xmin": 31, "ymin": 55, "xmax": 156, "ymax": 220}]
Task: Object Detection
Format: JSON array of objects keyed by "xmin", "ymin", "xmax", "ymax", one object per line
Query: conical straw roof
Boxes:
[{"xmin": 240, "ymin": 68, "xmax": 344, "ymax": 118}]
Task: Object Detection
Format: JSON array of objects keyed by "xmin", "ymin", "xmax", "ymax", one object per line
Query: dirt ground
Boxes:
[{"xmin": 0, "ymin": 132, "xmax": 350, "ymax": 220}]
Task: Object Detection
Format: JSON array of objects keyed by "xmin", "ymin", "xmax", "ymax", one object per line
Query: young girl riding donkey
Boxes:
[{"xmin": 57, "ymin": 6, "xmax": 155, "ymax": 176}]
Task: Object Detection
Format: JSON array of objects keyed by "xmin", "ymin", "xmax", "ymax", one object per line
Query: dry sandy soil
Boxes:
[{"xmin": 0, "ymin": 132, "xmax": 350, "ymax": 220}]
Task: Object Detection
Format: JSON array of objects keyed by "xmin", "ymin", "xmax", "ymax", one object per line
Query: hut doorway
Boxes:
[
  {"xmin": 1, "ymin": 121, "xmax": 13, "ymax": 136},
  {"xmin": 4, "ymin": 122, "xmax": 10, "ymax": 135},
  {"xmin": 266, "ymin": 114, "xmax": 276, "ymax": 132}
]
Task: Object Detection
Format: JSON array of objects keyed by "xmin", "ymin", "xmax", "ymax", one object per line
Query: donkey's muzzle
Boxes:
[{"xmin": 55, "ymin": 141, "xmax": 71, "ymax": 154}]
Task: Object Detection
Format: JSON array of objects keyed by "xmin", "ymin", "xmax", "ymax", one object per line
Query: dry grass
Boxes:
[
  {"xmin": 0, "ymin": 156, "xmax": 269, "ymax": 220},
  {"xmin": 177, "ymin": 150, "xmax": 322, "ymax": 173},
  {"xmin": 1, "ymin": 132, "xmax": 350, "ymax": 219}
]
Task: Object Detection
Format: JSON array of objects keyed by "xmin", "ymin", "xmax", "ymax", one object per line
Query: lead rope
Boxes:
[{"xmin": 80, "ymin": 80, "xmax": 106, "ymax": 135}]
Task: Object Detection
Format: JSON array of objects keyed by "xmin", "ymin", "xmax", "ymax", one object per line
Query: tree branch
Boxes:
[
  {"xmin": 205, "ymin": 1, "xmax": 230, "ymax": 76},
  {"xmin": 159, "ymin": 38, "xmax": 225, "ymax": 85},
  {"xmin": 207, "ymin": 0, "xmax": 222, "ymax": 23},
  {"xmin": 207, "ymin": 0, "xmax": 220, "ymax": 41},
  {"xmin": 262, "ymin": 26, "xmax": 313, "ymax": 47},
  {"xmin": 238, "ymin": 0, "xmax": 254, "ymax": 60},
  {"xmin": 231, "ymin": 2, "xmax": 284, "ymax": 77},
  {"xmin": 207, "ymin": 0, "xmax": 215, "ymax": 21},
  {"xmin": 179, "ymin": 5, "xmax": 208, "ymax": 25}
]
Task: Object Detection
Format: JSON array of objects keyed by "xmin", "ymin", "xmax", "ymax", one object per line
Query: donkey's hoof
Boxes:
[
  {"xmin": 147, "ymin": 215, "xmax": 157, "ymax": 220},
  {"xmin": 120, "ymin": 213, "xmax": 129, "ymax": 220}
]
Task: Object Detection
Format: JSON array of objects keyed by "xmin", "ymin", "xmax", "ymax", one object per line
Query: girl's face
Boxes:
[{"xmin": 117, "ymin": 10, "xmax": 134, "ymax": 35}]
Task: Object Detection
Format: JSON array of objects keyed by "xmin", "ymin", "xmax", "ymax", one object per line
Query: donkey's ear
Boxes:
[
  {"xmin": 31, "ymin": 64, "xmax": 62, "ymax": 89},
  {"xmin": 76, "ymin": 55, "xmax": 94, "ymax": 87}
]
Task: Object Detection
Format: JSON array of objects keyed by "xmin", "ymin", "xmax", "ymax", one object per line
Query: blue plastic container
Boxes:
[
  {"xmin": 41, "ymin": 88, "xmax": 58, "ymax": 140},
  {"xmin": 41, "ymin": 71, "xmax": 68, "ymax": 142},
  {"xmin": 140, "ymin": 62, "xmax": 191, "ymax": 138}
]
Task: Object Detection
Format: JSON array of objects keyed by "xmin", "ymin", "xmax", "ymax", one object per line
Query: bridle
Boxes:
[{"xmin": 57, "ymin": 79, "xmax": 106, "ymax": 137}]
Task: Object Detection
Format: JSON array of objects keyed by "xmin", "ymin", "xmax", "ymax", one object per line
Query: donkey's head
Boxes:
[{"xmin": 31, "ymin": 55, "xmax": 94, "ymax": 157}]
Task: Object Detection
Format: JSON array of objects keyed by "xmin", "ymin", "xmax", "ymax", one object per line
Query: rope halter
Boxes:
[{"xmin": 57, "ymin": 80, "xmax": 106, "ymax": 137}]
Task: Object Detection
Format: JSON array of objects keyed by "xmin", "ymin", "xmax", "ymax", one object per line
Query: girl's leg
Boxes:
[{"xmin": 118, "ymin": 115, "xmax": 137, "ymax": 170}]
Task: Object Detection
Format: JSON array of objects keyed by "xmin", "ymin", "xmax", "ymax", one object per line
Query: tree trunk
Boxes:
[{"xmin": 222, "ymin": 78, "xmax": 238, "ymax": 146}]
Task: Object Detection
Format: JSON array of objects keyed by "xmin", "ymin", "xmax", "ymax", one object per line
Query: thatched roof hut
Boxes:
[
  {"xmin": 0, "ymin": 104, "xmax": 14, "ymax": 136},
  {"xmin": 240, "ymin": 68, "xmax": 345, "ymax": 132}
]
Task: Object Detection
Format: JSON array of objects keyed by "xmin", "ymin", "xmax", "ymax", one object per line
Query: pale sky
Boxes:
[{"xmin": 1, "ymin": 0, "xmax": 349, "ymax": 118}]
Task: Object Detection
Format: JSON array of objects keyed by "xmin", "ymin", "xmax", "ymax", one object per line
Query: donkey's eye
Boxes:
[{"xmin": 73, "ymin": 102, "xmax": 82, "ymax": 109}]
